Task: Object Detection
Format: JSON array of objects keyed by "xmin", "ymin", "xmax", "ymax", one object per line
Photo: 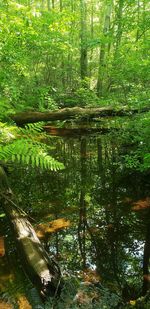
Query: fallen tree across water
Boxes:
[
  {"xmin": 0, "ymin": 169, "xmax": 62, "ymax": 299},
  {"xmin": 11, "ymin": 106, "xmax": 150, "ymax": 126}
]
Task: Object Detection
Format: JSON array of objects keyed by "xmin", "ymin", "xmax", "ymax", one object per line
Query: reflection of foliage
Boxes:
[
  {"xmin": 44, "ymin": 278, "xmax": 121, "ymax": 309},
  {"xmin": 0, "ymin": 271, "xmax": 31, "ymax": 309},
  {"xmin": 121, "ymin": 113, "xmax": 150, "ymax": 171},
  {"xmin": 1, "ymin": 118, "xmax": 150, "ymax": 307},
  {"xmin": 0, "ymin": 122, "xmax": 64, "ymax": 171}
]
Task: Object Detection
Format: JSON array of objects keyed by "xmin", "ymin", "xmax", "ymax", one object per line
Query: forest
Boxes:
[{"xmin": 0, "ymin": 0, "xmax": 150, "ymax": 308}]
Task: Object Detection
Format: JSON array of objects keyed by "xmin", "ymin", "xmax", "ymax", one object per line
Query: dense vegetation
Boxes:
[
  {"xmin": 0, "ymin": 0, "xmax": 150, "ymax": 114},
  {"xmin": 0, "ymin": 0, "xmax": 150, "ymax": 308}
]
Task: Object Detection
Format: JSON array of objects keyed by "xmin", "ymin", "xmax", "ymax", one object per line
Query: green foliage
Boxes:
[
  {"xmin": 74, "ymin": 86, "xmax": 100, "ymax": 107},
  {"xmin": 0, "ymin": 0, "xmax": 150, "ymax": 307},
  {"xmin": 122, "ymin": 112, "xmax": 150, "ymax": 172},
  {"xmin": 56, "ymin": 87, "xmax": 100, "ymax": 108},
  {"xmin": 0, "ymin": 0, "xmax": 149, "ymax": 109},
  {"xmin": 0, "ymin": 122, "xmax": 64, "ymax": 171},
  {"xmin": 44, "ymin": 279, "xmax": 121, "ymax": 309}
]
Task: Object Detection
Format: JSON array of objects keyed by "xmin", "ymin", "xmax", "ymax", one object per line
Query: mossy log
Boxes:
[
  {"xmin": 11, "ymin": 106, "xmax": 150, "ymax": 126},
  {"xmin": 1, "ymin": 193, "xmax": 61, "ymax": 299}
]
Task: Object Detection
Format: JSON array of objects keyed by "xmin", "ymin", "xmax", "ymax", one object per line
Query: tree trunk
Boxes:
[
  {"xmin": 136, "ymin": 0, "xmax": 140, "ymax": 41},
  {"xmin": 47, "ymin": 0, "xmax": 50, "ymax": 11},
  {"xmin": 97, "ymin": 1, "xmax": 112, "ymax": 97},
  {"xmin": 60, "ymin": 0, "xmax": 62, "ymax": 11},
  {"xmin": 52, "ymin": 0, "xmax": 54, "ymax": 9},
  {"xmin": 89, "ymin": 1, "xmax": 94, "ymax": 78},
  {"xmin": 114, "ymin": 0, "xmax": 124, "ymax": 58},
  {"xmin": 78, "ymin": 138, "xmax": 87, "ymax": 269},
  {"xmin": 80, "ymin": 0, "xmax": 88, "ymax": 81},
  {"xmin": 11, "ymin": 106, "xmax": 150, "ymax": 126}
]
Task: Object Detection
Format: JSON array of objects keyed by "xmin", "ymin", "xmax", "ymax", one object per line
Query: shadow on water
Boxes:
[{"xmin": 0, "ymin": 124, "xmax": 150, "ymax": 307}]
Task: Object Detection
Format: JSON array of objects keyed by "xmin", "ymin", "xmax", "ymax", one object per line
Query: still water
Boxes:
[{"xmin": 0, "ymin": 123, "xmax": 150, "ymax": 308}]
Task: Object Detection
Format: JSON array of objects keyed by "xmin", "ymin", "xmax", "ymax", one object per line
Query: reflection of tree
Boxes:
[
  {"xmin": 78, "ymin": 138, "xmax": 87, "ymax": 269},
  {"xmin": 5, "ymin": 132, "xmax": 150, "ymax": 300},
  {"xmin": 93, "ymin": 140, "xmax": 119, "ymax": 279},
  {"xmin": 108, "ymin": 140, "xmax": 120, "ymax": 284}
]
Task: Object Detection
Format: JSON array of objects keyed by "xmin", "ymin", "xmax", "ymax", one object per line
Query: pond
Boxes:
[{"xmin": 0, "ymin": 119, "xmax": 150, "ymax": 308}]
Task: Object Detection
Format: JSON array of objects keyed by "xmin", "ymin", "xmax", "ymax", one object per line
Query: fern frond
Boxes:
[
  {"xmin": 0, "ymin": 139, "xmax": 64, "ymax": 171},
  {"xmin": 0, "ymin": 123, "xmax": 64, "ymax": 171},
  {"xmin": 20, "ymin": 122, "xmax": 45, "ymax": 135}
]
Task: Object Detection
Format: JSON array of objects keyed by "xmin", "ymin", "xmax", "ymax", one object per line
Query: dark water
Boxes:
[{"xmin": 0, "ymin": 124, "xmax": 150, "ymax": 308}]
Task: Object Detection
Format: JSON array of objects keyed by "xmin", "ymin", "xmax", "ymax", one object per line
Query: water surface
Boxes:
[{"xmin": 0, "ymin": 122, "xmax": 149, "ymax": 307}]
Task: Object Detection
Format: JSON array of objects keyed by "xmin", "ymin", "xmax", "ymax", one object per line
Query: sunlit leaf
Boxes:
[
  {"xmin": 0, "ymin": 302, "xmax": 13, "ymax": 309},
  {"xmin": 17, "ymin": 295, "xmax": 32, "ymax": 309},
  {"xmin": 132, "ymin": 197, "xmax": 150, "ymax": 211},
  {"xmin": 129, "ymin": 300, "xmax": 136, "ymax": 305},
  {"xmin": 0, "ymin": 213, "xmax": 5, "ymax": 218},
  {"xmin": 36, "ymin": 218, "xmax": 71, "ymax": 238}
]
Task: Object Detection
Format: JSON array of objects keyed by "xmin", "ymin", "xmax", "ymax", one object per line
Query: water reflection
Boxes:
[{"xmin": 0, "ymin": 130, "xmax": 150, "ymax": 305}]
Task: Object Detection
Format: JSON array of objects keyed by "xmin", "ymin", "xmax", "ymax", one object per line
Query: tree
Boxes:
[
  {"xmin": 80, "ymin": 0, "xmax": 88, "ymax": 82},
  {"xmin": 97, "ymin": 0, "xmax": 113, "ymax": 97}
]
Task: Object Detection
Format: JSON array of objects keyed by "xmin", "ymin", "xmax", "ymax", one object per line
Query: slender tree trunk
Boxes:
[
  {"xmin": 97, "ymin": 1, "xmax": 112, "ymax": 97},
  {"xmin": 47, "ymin": 0, "xmax": 50, "ymax": 11},
  {"xmin": 60, "ymin": 0, "xmax": 63, "ymax": 11},
  {"xmin": 67, "ymin": 0, "xmax": 77, "ymax": 88},
  {"xmin": 109, "ymin": 142, "xmax": 120, "ymax": 285},
  {"xmin": 114, "ymin": 0, "xmax": 124, "ymax": 58},
  {"xmin": 80, "ymin": 0, "xmax": 88, "ymax": 82},
  {"xmin": 91, "ymin": 1, "xmax": 94, "ymax": 39},
  {"xmin": 52, "ymin": 0, "xmax": 54, "ymax": 9},
  {"xmin": 136, "ymin": 0, "xmax": 140, "ymax": 41},
  {"xmin": 97, "ymin": 138, "xmax": 103, "ymax": 172},
  {"xmin": 89, "ymin": 1, "xmax": 94, "ymax": 78},
  {"xmin": 142, "ymin": 0, "xmax": 146, "ymax": 41},
  {"xmin": 78, "ymin": 138, "xmax": 87, "ymax": 269},
  {"xmin": 107, "ymin": 0, "xmax": 124, "ymax": 94}
]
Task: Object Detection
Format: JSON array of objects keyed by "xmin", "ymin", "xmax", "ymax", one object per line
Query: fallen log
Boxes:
[
  {"xmin": 11, "ymin": 106, "xmax": 150, "ymax": 126},
  {"xmin": 1, "ymin": 194, "xmax": 62, "ymax": 298},
  {"xmin": 0, "ymin": 172, "xmax": 62, "ymax": 300}
]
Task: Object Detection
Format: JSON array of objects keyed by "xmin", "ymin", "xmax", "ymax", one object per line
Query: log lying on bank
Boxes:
[
  {"xmin": 1, "ymin": 192, "xmax": 62, "ymax": 299},
  {"xmin": 11, "ymin": 106, "xmax": 150, "ymax": 126}
]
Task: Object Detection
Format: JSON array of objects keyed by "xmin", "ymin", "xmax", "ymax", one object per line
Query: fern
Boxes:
[
  {"xmin": 0, "ymin": 122, "xmax": 64, "ymax": 171},
  {"xmin": 20, "ymin": 122, "xmax": 45, "ymax": 135}
]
